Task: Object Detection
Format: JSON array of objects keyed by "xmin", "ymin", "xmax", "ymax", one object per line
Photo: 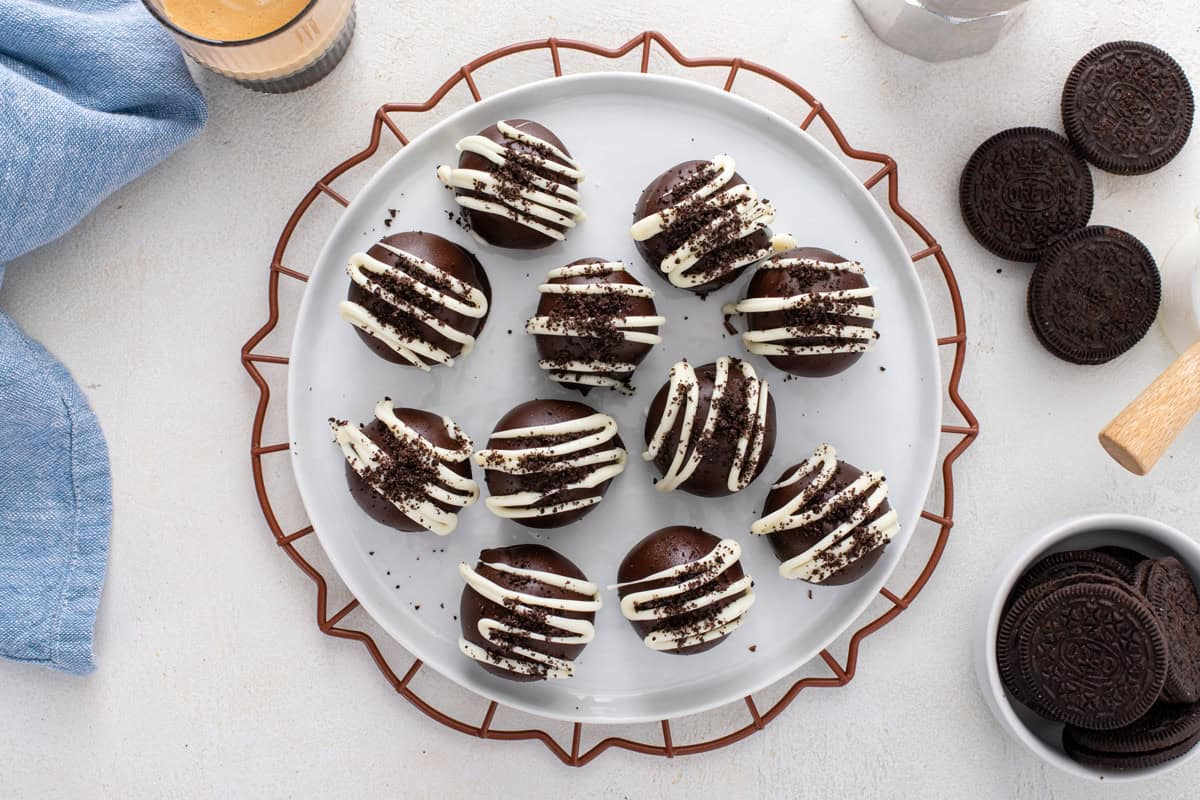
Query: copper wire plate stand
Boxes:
[{"xmin": 240, "ymin": 31, "xmax": 979, "ymax": 766}]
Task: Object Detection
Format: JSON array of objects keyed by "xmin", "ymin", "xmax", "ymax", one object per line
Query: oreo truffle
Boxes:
[
  {"xmin": 436, "ymin": 119, "xmax": 585, "ymax": 249},
  {"xmin": 330, "ymin": 399, "xmax": 478, "ymax": 536},
  {"xmin": 751, "ymin": 444, "xmax": 899, "ymax": 584},
  {"xmin": 474, "ymin": 399, "xmax": 626, "ymax": 528},
  {"xmin": 458, "ymin": 544, "xmax": 600, "ymax": 681},
  {"xmin": 643, "ymin": 357, "xmax": 776, "ymax": 497},
  {"xmin": 630, "ymin": 155, "xmax": 775, "ymax": 294},
  {"xmin": 617, "ymin": 526, "xmax": 755, "ymax": 655},
  {"xmin": 724, "ymin": 246, "xmax": 880, "ymax": 378},
  {"xmin": 339, "ymin": 231, "xmax": 491, "ymax": 369},
  {"xmin": 524, "ymin": 258, "xmax": 665, "ymax": 395}
]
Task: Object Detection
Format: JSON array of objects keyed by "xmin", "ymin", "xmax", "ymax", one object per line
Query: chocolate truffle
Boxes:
[
  {"xmin": 473, "ymin": 399, "xmax": 626, "ymax": 528},
  {"xmin": 524, "ymin": 258, "xmax": 665, "ymax": 395},
  {"xmin": 330, "ymin": 399, "xmax": 478, "ymax": 536},
  {"xmin": 751, "ymin": 444, "xmax": 899, "ymax": 585},
  {"xmin": 436, "ymin": 119, "xmax": 585, "ymax": 249},
  {"xmin": 458, "ymin": 544, "xmax": 600, "ymax": 681},
  {"xmin": 724, "ymin": 247, "xmax": 880, "ymax": 378},
  {"xmin": 339, "ymin": 231, "xmax": 491, "ymax": 369},
  {"xmin": 643, "ymin": 357, "xmax": 776, "ymax": 497},
  {"xmin": 630, "ymin": 155, "xmax": 775, "ymax": 294},
  {"xmin": 616, "ymin": 526, "xmax": 755, "ymax": 655}
]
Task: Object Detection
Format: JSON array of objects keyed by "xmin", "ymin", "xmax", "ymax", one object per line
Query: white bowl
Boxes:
[{"xmin": 974, "ymin": 513, "xmax": 1200, "ymax": 782}]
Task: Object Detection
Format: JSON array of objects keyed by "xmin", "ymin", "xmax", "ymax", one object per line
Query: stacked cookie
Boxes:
[
  {"xmin": 959, "ymin": 41, "xmax": 1193, "ymax": 365},
  {"xmin": 997, "ymin": 548, "xmax": 1200, "ymax": 770}
]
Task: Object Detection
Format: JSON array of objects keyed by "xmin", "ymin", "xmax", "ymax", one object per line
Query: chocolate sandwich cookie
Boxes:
[
  {"xmin": 997, "ymin": 573, "xmax": 1132, "ymax": 708},
  {"xmin": 1063, "ymin": 41, "xmax": 1195, "ymax": 175},
  {"xmin": 1141, "ymin": 557, "xmax": 1200, "ymax": 704},
  {"xmin": 1132, "ymin": 558, "xmax": 1156, "ymax": 594},
  {"xmin": 1009, "ymin": 548, "xmax": 1135, "ymax": 605},
  {"xmin": 1017, "ymin": 582, "xmax": 1167, "ymax": 730},
  {"xmin": 959, "ymin": 127, "xmax": 1093, "ymax": 263},
  {"xmin": 1064, "ymin": 703, "xmax": 1200, "ymax": 771},
  {"xmin": 1093, "ymin": 545, "xmax": 1147, "ymax": 570},
  {"xmin": 1066, "ymin": 731, "xmax": 1200, "ymax": 772},
  {"xmin": 1027, "ymin": 226, "xmax": 1161, "ymax": 365},
  {"xmin": 1066, "ymin": 702, "xmax": 1200, "ymax": 756}
]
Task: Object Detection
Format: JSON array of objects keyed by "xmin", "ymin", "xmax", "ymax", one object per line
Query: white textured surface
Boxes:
[{"xmin": 1, "ymin": 1, "xmax": 1198, "ymax": 796}]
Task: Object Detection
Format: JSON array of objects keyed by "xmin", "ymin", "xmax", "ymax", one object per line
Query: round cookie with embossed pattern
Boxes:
[
  {"xmin": 959, "ymin": 127, "xmax": 1094, "ymax": 263},
  {"xmin": 1064, "ymin": 702, "xmax": 1200, "ymax": 770},
  {"xmin": 1017, "ymin": 581, "xmax": 1168, "ymax": 730},
  {"xmin": 1027, "ymin": 226, "xmax": 1161, "ymax": 365},
  {"xmin": 1142, "ymin": 557, "xmax": 1200, "ymax": 704},
  {"xmin": 1093, "ymin": 544, "xmax": 1148, "ymax": 570},
  {"xmin": 996, "ymin": 573, "xmax": 1134, "ymax": 709},
  {"xmin": 1063, "ymin": 41, "xmax": 1195, "ymax": 176},
  {"xmin": 1066, "ymin": 701, "xmax": 1200, "ymax": 755},
  {"xmin": 1009, "ymin": 549, "xmax": 1134, "ymax": 607}
]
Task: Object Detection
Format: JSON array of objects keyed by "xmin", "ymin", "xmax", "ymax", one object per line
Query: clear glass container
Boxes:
[
  {"xmin": 142, "ymin": 0, "xmax": 356, "ymax": 93},
  {"xmin": 853, "ymin": 0, "xmax": 1029, "ymax": 62}
]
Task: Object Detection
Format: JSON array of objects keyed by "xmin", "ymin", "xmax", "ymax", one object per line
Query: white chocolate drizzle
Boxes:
[
  {"xmin": 436, "ymin": 119, "xmax": 585, "ymax": 243},
  {"xmin": 630, "ymin": 155, "xmax": 774, "ymax": 289},
  {"xmin": 525, "ymin": 261, "xmax": 666, "ymax": 394},
  {"xmin": 751, "ymin": 444, "xmax": 900, "ymax": 582},
  {"xmin": 458, "ymin": 559, "xmax": 601, "ymax": 679},
  {"xmin": 643, "ymin": 356, "xmax": 770, "ymax": 493},
  {"xmin": 615, "ymin": 538, "xmax": 755, "ymax": 651},
  {"xmin": 329, "ymin": 399, "xmax": 478, "ymax": 536},
  {"xmin": 338, "ymin": 243, "xmax": 488, "ymax": 370},
  {"xmin": 474, "ymin": 412, "xmax": 626, "ymax": 520},
  {"xmin": 722, "ymin": 257, "xmax": 880, "ymax": 357}
]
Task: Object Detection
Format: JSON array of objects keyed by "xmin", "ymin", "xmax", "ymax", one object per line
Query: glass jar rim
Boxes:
[{"xmin": 140, "ymin": 0, "xmax": 321, "ymax": 47}]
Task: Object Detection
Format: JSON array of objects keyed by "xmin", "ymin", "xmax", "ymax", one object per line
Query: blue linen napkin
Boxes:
[{"xmin": 0, "ymin": 0, "xmax": 207, "ymax": 674}]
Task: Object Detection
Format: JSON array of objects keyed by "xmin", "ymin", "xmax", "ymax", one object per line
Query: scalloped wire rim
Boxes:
[{"xmin": 240, "ymin": 31, "xmax": 979, "ymax": 766}]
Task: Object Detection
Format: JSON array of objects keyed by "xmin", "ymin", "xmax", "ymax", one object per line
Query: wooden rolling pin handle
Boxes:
[{"xmin": 1100, "ymin": 340, "xmax": 1200, "ymax": 475}]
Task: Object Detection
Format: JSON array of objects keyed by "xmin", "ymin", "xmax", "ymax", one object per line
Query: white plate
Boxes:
[{"xmin": 288, "ymin": 72, "xmax": 942, "ymax": 724}]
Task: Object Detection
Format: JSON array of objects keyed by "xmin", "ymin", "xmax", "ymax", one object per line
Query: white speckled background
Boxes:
[{"xmin": 1, "ymin": 1, "xmax": 1198, "ymax": 797}]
